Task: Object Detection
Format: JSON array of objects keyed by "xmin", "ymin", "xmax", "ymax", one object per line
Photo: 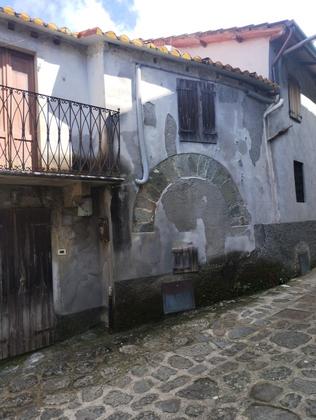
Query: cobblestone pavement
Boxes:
[{"xmin": 2, "ymin": 271, "xmax": 316, "ymax": 419}]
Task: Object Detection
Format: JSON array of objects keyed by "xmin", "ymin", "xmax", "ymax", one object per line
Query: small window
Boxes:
[
  {"xmin": 294, "ymin": 160, "xmax": 305, "ymax": 202},
  {"xmin": 177, "ymin": 78, "xmax": 216, "ymax": 143},
  {"xmin": 288, "ymin": 77, "xmax": 302, "ymax": 122}
]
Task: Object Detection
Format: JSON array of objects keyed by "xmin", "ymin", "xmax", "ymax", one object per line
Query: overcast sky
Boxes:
[{"xmin": 9, "ymin": 0, "xmax": 315, "ymax": 39}]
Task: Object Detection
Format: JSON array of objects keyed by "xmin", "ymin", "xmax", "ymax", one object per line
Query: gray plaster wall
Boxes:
[
  {"xmin": 268, "ymin": 57, "xmax": 316, "ymax": 223},
  {"xmin": 103, "ymin": 45, "xmax": 276, "ymax": 282},
  {"xmin": 52, "ymin": 203, "xmax": 102, "ymax": 316},
  {"xmin": 254, "ymin": 221, "xmax": 316, "ymax": 275}
]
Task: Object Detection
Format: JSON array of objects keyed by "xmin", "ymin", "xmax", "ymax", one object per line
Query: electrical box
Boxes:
[{"xmin": 77, "ymin": 197, "xmax": 93, "ymax": 217}]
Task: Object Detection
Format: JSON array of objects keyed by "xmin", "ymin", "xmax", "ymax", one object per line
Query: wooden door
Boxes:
[
  {"xmin": 0, "ymin": 208, "xmax": 55, "ymax": 360},
  {"xmin": 0, "ymin": 48, "xmax": 36, "ymax": 171}
]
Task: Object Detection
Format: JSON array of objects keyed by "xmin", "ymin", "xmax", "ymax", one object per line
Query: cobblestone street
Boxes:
[{"xmin": 2, "ymin": 271, "xmax": 316, "ymax": 419}]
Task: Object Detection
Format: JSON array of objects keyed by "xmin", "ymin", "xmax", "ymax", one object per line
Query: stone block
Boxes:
[
  {"xmin": 220, "ymin": 180, "xmax": 239, "ymax": 207},
  {"xmin": 149, "ymin": 170, "xmax": 169, "ymax": 194},
  {"xmin": 212, "ymin": 165, "xmax": 230, "ymax": 186},
  {"xmin": 134, "ymin": 195, "xmax": 156, "ymax": 213},
  {"xmin": 133, "ymin": 222, "xmax": 154, "ymax": 233},
  {"xmin": 157, "ymin": 156, "xmax": 180, "ymax": 183},
  {"xmin": 175, "ymin": 154, "xmax": 199, "ymax": 177},
  {"xmin": 197, "ymin": 155, "xmax": 210, "ymax": 178},
  {"xmin": 140, "ymin": 183, "xmax": 161, "ymax": 203},
  {"xmin": 205, "ymin": 159, "xmax": 218, "ymax": 181},
  {"xmin": 134, "ymin": 208, "xmax": 153, "ymax": 225}
]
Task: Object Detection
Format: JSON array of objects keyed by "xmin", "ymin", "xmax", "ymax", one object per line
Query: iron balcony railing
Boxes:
[{"xmin": 0, "ymin": 85, "xmax": 120, "ymax": 177}]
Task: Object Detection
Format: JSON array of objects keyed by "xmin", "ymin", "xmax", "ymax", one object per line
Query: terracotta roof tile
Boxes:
[
  {"xmin": 0, "ymin": 6, "xmax": 278, "ymax": 92},
  {"xmin": 145, "ymin": 20, "xmax": 292, "ymax": 46}
]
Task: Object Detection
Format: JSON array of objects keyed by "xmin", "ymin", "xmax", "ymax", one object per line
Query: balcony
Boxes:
[{"xmin": 0, "ymin": 85, "xmax": 121, "ymax": 182}]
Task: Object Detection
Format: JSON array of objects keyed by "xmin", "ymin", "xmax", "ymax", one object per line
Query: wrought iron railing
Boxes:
[{"xmin": 0, "ymin": 85, "xmax": 120, "ymax": 177}]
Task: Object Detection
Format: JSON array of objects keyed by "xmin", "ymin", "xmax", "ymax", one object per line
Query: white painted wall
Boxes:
[
  {"xmin": 181, "ymin": 37, "xmax": 271, "ymax": 77},
  {"xmin": 0, "ymin": 21, "xmax": 89, "ymax": 102}
]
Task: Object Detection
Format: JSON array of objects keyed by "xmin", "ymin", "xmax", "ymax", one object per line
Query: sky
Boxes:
[{"xmin": 8, "ymin": 0, "xmax": 316, "ymax": 39}]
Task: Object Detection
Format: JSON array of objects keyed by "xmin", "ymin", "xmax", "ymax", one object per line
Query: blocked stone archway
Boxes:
[{"xmin": 133, "ymin": 153, "xmax": 250, "ymax": 232}]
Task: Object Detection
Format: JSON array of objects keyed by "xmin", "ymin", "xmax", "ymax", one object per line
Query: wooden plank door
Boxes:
[
  {"xmin": 0, "ymin": 48, "xmax": 36, "ymax": 171},
  {"xmin": 0, "ymin": 208, "xmax": 55, "ymax": 360}
]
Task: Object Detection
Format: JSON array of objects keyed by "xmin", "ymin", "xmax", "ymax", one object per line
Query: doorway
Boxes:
[
  {"xmin": 0, "ymin": 208, "xmax": 55, "ymax": 359},
  {"xmin": 0, "ymin": 47, "xmax": 37, "ymax": 171}
]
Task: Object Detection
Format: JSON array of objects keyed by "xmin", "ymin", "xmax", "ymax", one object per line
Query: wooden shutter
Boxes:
[
  {"xmin": 200, "ymin": 82, "xmax": 216, "ymax": 135},
  {"xmin": 177, "ymin": 79, "xmax": 198, "ymax": 135},
  {"xmin": 289, "ymin": 77, "xmax": 302, "ymax": 122},
  {"xmin": 0, "ymin": 48, "xmax": 36, "ymax": 171}
]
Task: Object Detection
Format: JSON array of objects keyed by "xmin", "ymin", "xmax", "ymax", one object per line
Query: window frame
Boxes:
[
  {"xmin": 177, "ymin": 78, "xmax": 217, "ymax": 143},
  {"xmin": 288, "ymin": 76, "xmax": 302, "ymax": 123},
  {"xmin": 293, "ymin": 160, "xmax": 305, "ymax": 203}
]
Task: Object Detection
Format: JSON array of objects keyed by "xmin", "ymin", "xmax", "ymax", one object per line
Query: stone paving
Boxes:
[{"xmin": 2, "ymin": 271, "xmax": 316, "ymax": 419}]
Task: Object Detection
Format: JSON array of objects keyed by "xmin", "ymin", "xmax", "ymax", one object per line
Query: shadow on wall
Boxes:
[{"xmin": 113, "ymin": 250, "xmax": 292, "ymax": 331}]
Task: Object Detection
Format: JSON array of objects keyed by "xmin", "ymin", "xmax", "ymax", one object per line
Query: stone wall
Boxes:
[
  {"xmin": 254, "ymin": 221, "xmax": 316, "ymax": 276},
  {"xmin": 133, "ymin": 154, "xmax": 250, "ymax": 233},
  {"xmin": 113, "ymin": 219, "xmax": 316, "ymax": 330}
]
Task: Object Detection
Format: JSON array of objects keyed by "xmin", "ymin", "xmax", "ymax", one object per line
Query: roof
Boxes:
[
  {"xmin": 146, "ymin": 19, "xmax": 316, "ymax": 83},
  {"xmin": 0, "ymin": 6, "xmax": 278, "ymax": 93},
  {"xmin": 146, "ymin": 20, "xmax": 291, "ymax": 47}
]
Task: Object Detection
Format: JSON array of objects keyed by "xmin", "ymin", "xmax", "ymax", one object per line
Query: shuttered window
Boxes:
[
  {"xmin": 294, "ymin": 160, "xmax": 305, "ymax": 202},
  {"xmin": 177, "ymin": 78, "xmax": 216, "ymax": 142},
  {"xmin": 201, "ymin": 82, "xmax": 216, "ymax": 135},
  {"xmin": 177, "ymin": 79, "xmax": 198, "ymax": 134},
  {"xmin": 289, "ymin": 77, "xmax": 302, "ymax": 122}
]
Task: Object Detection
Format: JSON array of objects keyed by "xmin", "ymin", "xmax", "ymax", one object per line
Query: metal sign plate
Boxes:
[{"xmin": 162, "ymin": 279, "xmax": 195, "ymax": 315}]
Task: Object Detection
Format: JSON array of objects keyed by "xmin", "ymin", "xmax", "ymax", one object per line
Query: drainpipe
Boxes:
[
  {"xmin": 283, "ymin": 33, "xmax": 316, "ymax": 56},
  {"xmin": 263, "ymin": 97, "xmax": 284, "ymax": 223},
  {"xmin": 135, "ymin": 64, "xmax": 149, "ymax": 185},
  {"xmin": 271, "ymin": 26, "xmax": 294, "ymax": 82}
]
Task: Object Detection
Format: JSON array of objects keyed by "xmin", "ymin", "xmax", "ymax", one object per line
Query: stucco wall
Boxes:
[
  {"xmin": 103, "ymin": 45, "xmax": 275, "ymax": 283},
  {"xmin": 51, "ymin": 199, "xmax": 103, "ymax": 316},
  {"xmin": 180, "ymin": 38, "xmax": 271, "ymax": 78},
  {"xmin": 268, "ymin": 58, "xmax": 316, "ymax": 223}
]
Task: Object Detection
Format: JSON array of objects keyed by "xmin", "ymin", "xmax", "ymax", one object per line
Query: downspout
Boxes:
[
  {"xmin": 135, "ymin": 64, "xmax": 149, "ymax": 185},
  {"xmin": 271, "ymin": 26, "xmax": 294, "ymax": 82},
  {"xmin": 283, "ymin": 33, "xmax": 316, "ymax": 56},
  {"xmin": 263, "ymin": 97, "xmax": 284, "ymax": 223}
]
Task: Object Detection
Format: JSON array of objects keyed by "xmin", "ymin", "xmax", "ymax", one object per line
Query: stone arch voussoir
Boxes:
[{"xmin": 133, "ymin": 153, "xmax": 250, "ymax": 232}]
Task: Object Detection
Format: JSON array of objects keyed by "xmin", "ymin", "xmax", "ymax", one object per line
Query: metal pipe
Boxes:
[
  {"xmin": 135, "ymin": 64, "xmax": 149, "ymax": 185},
  {"xmin": 272, "ymin": 27, "xmax": 294, "ymax": 67},
  {"xmin": 283, "ymin": 33, "xmax": 316, "ymax": 56}
]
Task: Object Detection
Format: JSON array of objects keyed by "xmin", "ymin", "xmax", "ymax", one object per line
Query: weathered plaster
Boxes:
[
  {"xmin": 268, "ymin": 58, "xmax": 316, "ymax": 223},
  {"xmin": 143, "ymin": 102, "xmax": 157, "ymax": 127},
  {"xmin": 164, "ymin": 113, "xmax": 177, "ymax": 156},
  {"xmin": 133, "ymin": 153, "xmax": 250, "ymax": 233}
]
